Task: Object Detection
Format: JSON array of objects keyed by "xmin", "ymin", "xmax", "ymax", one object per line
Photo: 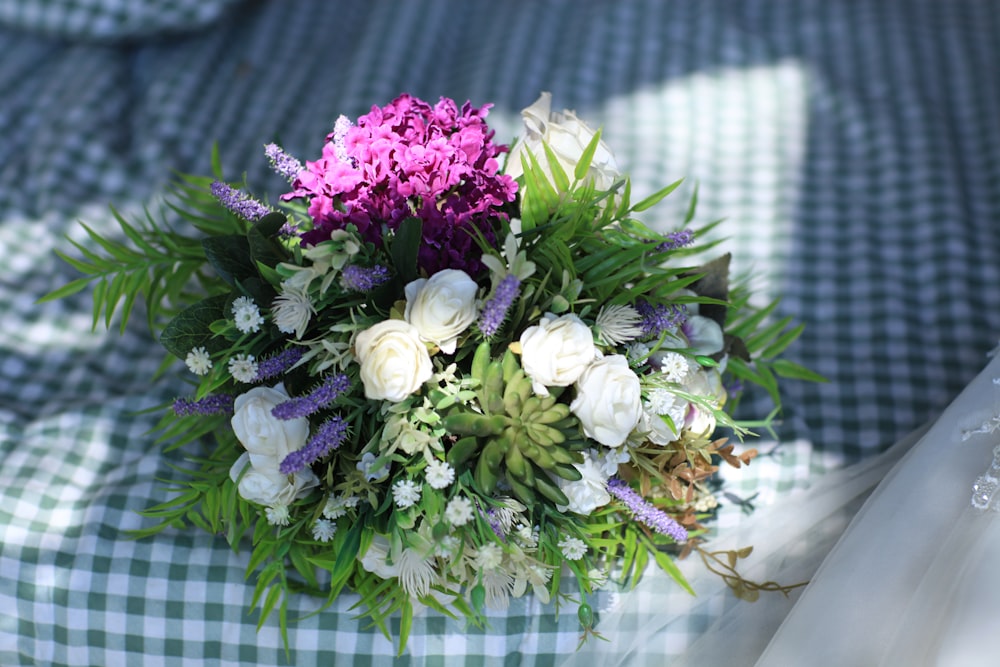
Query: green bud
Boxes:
[{"xmin": 471, "ymin": 584, "xmax": 486, "ymax": 613}]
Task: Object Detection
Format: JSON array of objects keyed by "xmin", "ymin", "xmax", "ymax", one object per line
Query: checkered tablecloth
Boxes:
[{"xmin": 2, "ymin": 1, "xmax": 999, "ymax": 665}]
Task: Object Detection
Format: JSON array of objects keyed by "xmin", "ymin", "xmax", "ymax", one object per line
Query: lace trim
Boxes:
[
  {"xmin": 972, "ymin": 445, "xmax": 1000, "ymax": 511},
  {"xmin": 965, "ymin": 375, "xmax": 1000, "ymax": 511}
]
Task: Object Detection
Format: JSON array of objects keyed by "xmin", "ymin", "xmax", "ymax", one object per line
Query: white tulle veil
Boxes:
[{"xmin": 561, "ymin": 352, "xmax": 1000, "ymax": 666}]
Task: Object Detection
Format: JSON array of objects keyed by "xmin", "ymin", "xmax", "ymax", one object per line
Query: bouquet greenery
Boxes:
[{"xmin": 44, "ymin": 92, "xmax": 817, "ymax": 652}]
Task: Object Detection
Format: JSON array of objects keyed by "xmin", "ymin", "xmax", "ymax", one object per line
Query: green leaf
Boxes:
[
  {"xmin": 37, "ymin": 276, "xmax": 92, "ymax": 303},
  {"xmin": 255, "ymin": 261, "xmax": 284, "ymax": 288},
  {"xmin": 159, "ymin": 294, "xmax": 228, "ymax": 359},
  {"xmin": 247, "ymin": 542, "xmax": 278, "ymax": 580},
  {"xmin": 649, "ymin": 542, "xmax": 696, "ymax": 595},
  {"xmin": 745, "ymin": 315, "xmax": 796, "ymax": 355},
  {"xmin": 390, "ymin": 217, "xmax": 423, "ymax": 284},
  {"xmin": 258, "ymin": 584, "xmax": 283, "ymax": 631},
  {"xmin": 211, "ymin": 143, "xmax": 224, "ymax": 179},
  {"xmin": 522, "ymin": 150, "xmax": 560, "ymax": 212},
  {"xmin": 771, "ymin": 359, "xmax": 828, "ymax": 383},
  {"xmin": 760, "ymin": 323, "xmax": 805, "ymax": 359},
  {"xmin": 684, "ymin": 183, "xmax": 700, "ymax": 224},
  {"xmin": 615, "ymin": 178, "xmax": 632, "ymax": 219},
  {"xmin": 728, "ymin": 299, "xmax": 780, "ymax": 339},
  {"xmin": 202, "ymin": 235, "xmax": 256, "ymax": 286},
  {"xmin": 247, "ymin": 212, "xmax": 290, "ymax": 270},
  {"xmin": 288, "ymin": 544, "xmax": 319, "ymax": 589},
  {"xmin": 397, "ymin": 599, "xmax": 413, "ymax": 657},
  {"xmin": 631, "ymin": 178, "xmax": 684, "ymax": 213},
  {"xmin": 541, "ymin": 141, "xmax": 570, "ymax": 192},
  {"xmin": 332, "ymin": 518, "xmax": 364, "ymax": 582},
  {"xmin": 574, "ymin": 127, "xmax": 603, "ymax": 182}
]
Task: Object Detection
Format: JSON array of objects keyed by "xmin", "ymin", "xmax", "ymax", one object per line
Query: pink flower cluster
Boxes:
[{"xmin": 283, "ymin": 94, "xmax": 518, "ymax": 275}]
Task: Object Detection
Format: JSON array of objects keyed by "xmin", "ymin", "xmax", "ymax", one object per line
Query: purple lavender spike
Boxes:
[
  {"xmin": 279, "ymin": 416, "xmax": 348, "ymax": 474},
  {"xmin": 271, "ymin": 374, "xmax": 351, "ymax": 420},
  {"xmin": 172, "ymin": 394, "xmax": 235, "ymax": 416},
  {"xmin": 607, "ymin": 477, "xmax": 688, "ymax": 543}
]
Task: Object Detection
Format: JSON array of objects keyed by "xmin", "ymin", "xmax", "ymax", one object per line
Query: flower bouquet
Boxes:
[{"xmin": 45, "ymin": 92, "xmax": 817, "ymax": 651}]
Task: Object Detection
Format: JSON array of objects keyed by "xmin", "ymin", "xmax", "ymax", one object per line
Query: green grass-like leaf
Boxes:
[{"xmin": 630, "ymin": 178, "xmax": 684, "ymax": 213}]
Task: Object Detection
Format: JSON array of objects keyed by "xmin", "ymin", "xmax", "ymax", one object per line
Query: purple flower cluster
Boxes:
[
  {"xmin": 279, "ymin": 416, "xmax": 348, "ymax": 474},
  {"xmin": 210, "ymin": 181, "xmax": 270, "ymax": 222},
  {"xmin": 271, "ymin": 373, "xmax": 350, "ymax": 420},
  {"xmin": 606, "ymin": 478, "xmax": 688, "ymax": 543},
  {"xmin": 172, "ymin": 393, "xmax": 234, "ymax": 416},
  {"xmin": 656, "ymin": 228, "xmax": 694, "ymax": 252},
  {"xmin": 340, "ymin": 264, "xmax": 391, "ymax": 292},
  {"xmin": 478, "ymin": 274, "xmax": 521, "ymax": 337},
  {"xmin": 635, "ymin": 300, "xmax": 688, "ymax": 339},
  {"xmin": 264, "ymin": 143, "xmax": 304, "ymax": 182},
  {"xmin": 254, "ymin": 347, "xmax": 304, "ymax": 381},
  {"xmin": 282, "ymin": 94, "xmax": 518, "ymax": 275}
]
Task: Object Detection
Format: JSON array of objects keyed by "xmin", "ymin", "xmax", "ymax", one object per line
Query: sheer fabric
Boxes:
[
  {"xmin": 570, "ymin": 352, "xmax": 1000, "ymax": 666},
  {"xmin": 758, "ymin": 352, "xmax": 1000, "ymax": 666}
]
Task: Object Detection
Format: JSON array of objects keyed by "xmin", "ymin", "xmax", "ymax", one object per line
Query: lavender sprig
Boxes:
[
  {"xmin": 210, "ymin": 181, "xmax": 270, "ymax": 222},
  {"xmin": 656, "ymin": 228, "xmax": 695, "ymax": 252},
  {"xmin": 607, "ymin": 477, "xmax": 688, "ymax": 543},
  {"xmin": 264, "ymin": 143, "xmax": 304, "ymax": 182},
  {"xmin": 271, "ymin": 374, "xmax": 351, "ymax": 420},
  {"xmin": 478, "ymin": 275, "xmax": 521, "ymax": 337},
  {"xmin": 635, "ymin": 300, "xmax": 688, "ymax": 340},
  {"xmin": 255, "ymin": 347, "xmax": 305, "ymax": 381},
  {"xmin": 341, "ymin": 264, "xmax": 391, "ymax": 292},
  {"xmin": 172, "ymin": 394, "xmax": 235, "ymax": 416},
  {"xmin": 279, "ymin": 416, "xmax": 348, "ymax": 474}
]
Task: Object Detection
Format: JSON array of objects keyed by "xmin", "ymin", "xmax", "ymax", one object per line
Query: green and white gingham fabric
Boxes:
[{"xmin": 2, "ymin": 1, "xmax": 999, "ymax": 665}]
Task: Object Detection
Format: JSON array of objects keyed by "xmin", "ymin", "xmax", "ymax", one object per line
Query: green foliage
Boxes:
[{"xmin": 39, "ymin": 170, "xmax": 247, "ymax": 335}]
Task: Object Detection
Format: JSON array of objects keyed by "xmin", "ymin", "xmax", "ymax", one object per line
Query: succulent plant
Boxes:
[{"xmin": 443, "ymin": 342, "xmax": 586, "ymax": 506}]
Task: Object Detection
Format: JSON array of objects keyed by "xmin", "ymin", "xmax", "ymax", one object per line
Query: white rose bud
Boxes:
[
  {"xmin": 229, "ymin": 384, "xmax": 319, "ymax": 505},
  {"xmin": 404, "ymin": 269, "xmax": 479, "ymax": 354},
  {"xmin": 570, "ymin": 355, "xmax": 642, "ymax": 447},
  {"xmin": 681, "ymin": 368, "xmax": 726, "ymax": 435},
  {"xmin": 519, "ymin": 313, "xmax": 597, "ymax": 396},
  {"xmin": 229, "ymin": 453, "xmax": 318, "ymax": 506},
  {"xmin": 354, "ymin": 320, "xmax": 433, "ymax": 402},
  {"xmin": 506, "ymin": 91, "xmax": 621, "ymax": 191}
]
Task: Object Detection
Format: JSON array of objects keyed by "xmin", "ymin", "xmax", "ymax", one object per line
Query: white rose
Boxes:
[
  {"xmin": 505, "ymin": 91, "xmax": 621, "ymax": 191},
  {"xmin": 354, "ymin": 320, "xmax": 433, "ymax": 402},
  {"xmin": 404, "ymin": 269, "xmax": 479, "ymax": 354},
  {"xmin": 571, "ymin": 355, "xmax": 642, "ymax": 447},
  {"xmin": 555, "ymin": 451, "xmax": 612, "ymax": 515},
  {"xmin": 228, "ymin": 383, "xmax": 319, "ymax": 505},
  {"xmin": 229, "ymin": 453, "xmax": 318, "ymax": 506},
  {"xmin": 231, "ymin": 383, "xmax": 310, "ymax": 470},
  {"xmin": 519, "ymin": 313, "xmax": 597, "ymax": 396}
]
